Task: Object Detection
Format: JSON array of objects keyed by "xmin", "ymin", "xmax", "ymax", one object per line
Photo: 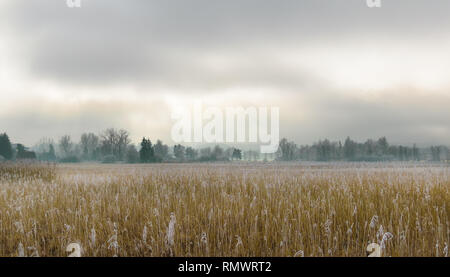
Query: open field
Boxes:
[{"xmin": 0, "ymin": 162, "xmax": 448, "ymax": 257}]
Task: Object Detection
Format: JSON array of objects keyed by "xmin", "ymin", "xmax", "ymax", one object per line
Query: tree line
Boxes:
[
  {"xmin": 0, "ymin": 131, "xmax": 449, "ymax": 163},
  {"xmin": 278, "ymin": 137, "xmax": 449, "ymax": 162},
  {"xmin": 0, "ymin": 129, "xmax": 244, "ymax": 163}
]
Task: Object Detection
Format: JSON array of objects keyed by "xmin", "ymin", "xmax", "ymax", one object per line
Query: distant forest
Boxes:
[{"xmin": 0, "ymin": 129, "xmax": 449, "ymax": 163}]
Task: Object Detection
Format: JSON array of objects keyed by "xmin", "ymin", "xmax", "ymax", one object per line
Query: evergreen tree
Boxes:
[
  {"xmin": 0, "ymin": 133, "xmax": 13, "ymax": 160},
  {"xmin": 232, "ymin": 148, "xmax": 242, "ymax": 160},
  {"xmin": 48, "ymin": 144, "xmax": 56, "ymax": 161},
  {"xmin": 139, "ymin": 138, "xmax": 154, "ymax": 163},
  {"xmin": 154, "ymin": 139, "xmax": 169, "ymax": 162},
  {"xmin": 344, "ymin": 137, "xmax": 357, "ymax": 161},
  {"xmin": 173, "ymin": 144, "xmax": 185, "ymax": 161}
]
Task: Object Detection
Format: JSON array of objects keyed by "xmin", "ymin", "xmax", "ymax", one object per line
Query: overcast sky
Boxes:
[{"xmin": 1, "ymin": 0, "xmax": 449, "ymax": 147}]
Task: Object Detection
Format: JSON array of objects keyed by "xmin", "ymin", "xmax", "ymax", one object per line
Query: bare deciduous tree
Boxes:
[
  {"xmin": 59, "ymin": 135, "xmax": 72, "ymax": 157},
  {"xmin": 100, "ymin": 128, "xmax": 130, "ymax": 161}
]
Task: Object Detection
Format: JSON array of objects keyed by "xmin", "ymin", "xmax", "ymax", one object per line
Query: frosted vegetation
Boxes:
[{"xmin": 0, "ymin": 162, "xmax": 448, "ymax": 257}]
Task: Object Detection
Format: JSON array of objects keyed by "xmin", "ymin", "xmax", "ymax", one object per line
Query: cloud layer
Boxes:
[{"xmin": 0, "ymin": 0, "xmax": 449, "ymax": 146}]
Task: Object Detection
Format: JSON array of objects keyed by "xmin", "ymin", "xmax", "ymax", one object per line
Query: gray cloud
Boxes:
[{"xmin": 4, "ymin": 0, "xmax": 450, "ymax": 87}]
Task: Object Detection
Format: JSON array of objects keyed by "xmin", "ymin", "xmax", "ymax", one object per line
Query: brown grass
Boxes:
[{"xmin": 0, "ymin": 162, "xmax": 448, "ymax": 257}]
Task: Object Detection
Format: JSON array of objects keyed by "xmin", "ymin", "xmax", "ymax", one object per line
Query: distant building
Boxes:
[{"xmin": 14, "ymin": 144, "xmax": 37, "ymax": 160}]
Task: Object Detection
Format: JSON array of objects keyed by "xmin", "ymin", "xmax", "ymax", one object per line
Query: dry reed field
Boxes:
[{"xmin": 0, "ymin": 162, "xmax": 448, "ymax": 257}]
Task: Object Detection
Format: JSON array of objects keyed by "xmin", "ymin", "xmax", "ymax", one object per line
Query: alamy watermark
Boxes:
[
  {"xmin": 66, "ymin": 0, "xmax": 81, "ymax": 8},
  {"xmin": 366, "ymin": 0, "xmax": 381, "ymax": 8},
  {"xmin": 171, "ymin": 102, "xmax": 279, "ymax": 154}
]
